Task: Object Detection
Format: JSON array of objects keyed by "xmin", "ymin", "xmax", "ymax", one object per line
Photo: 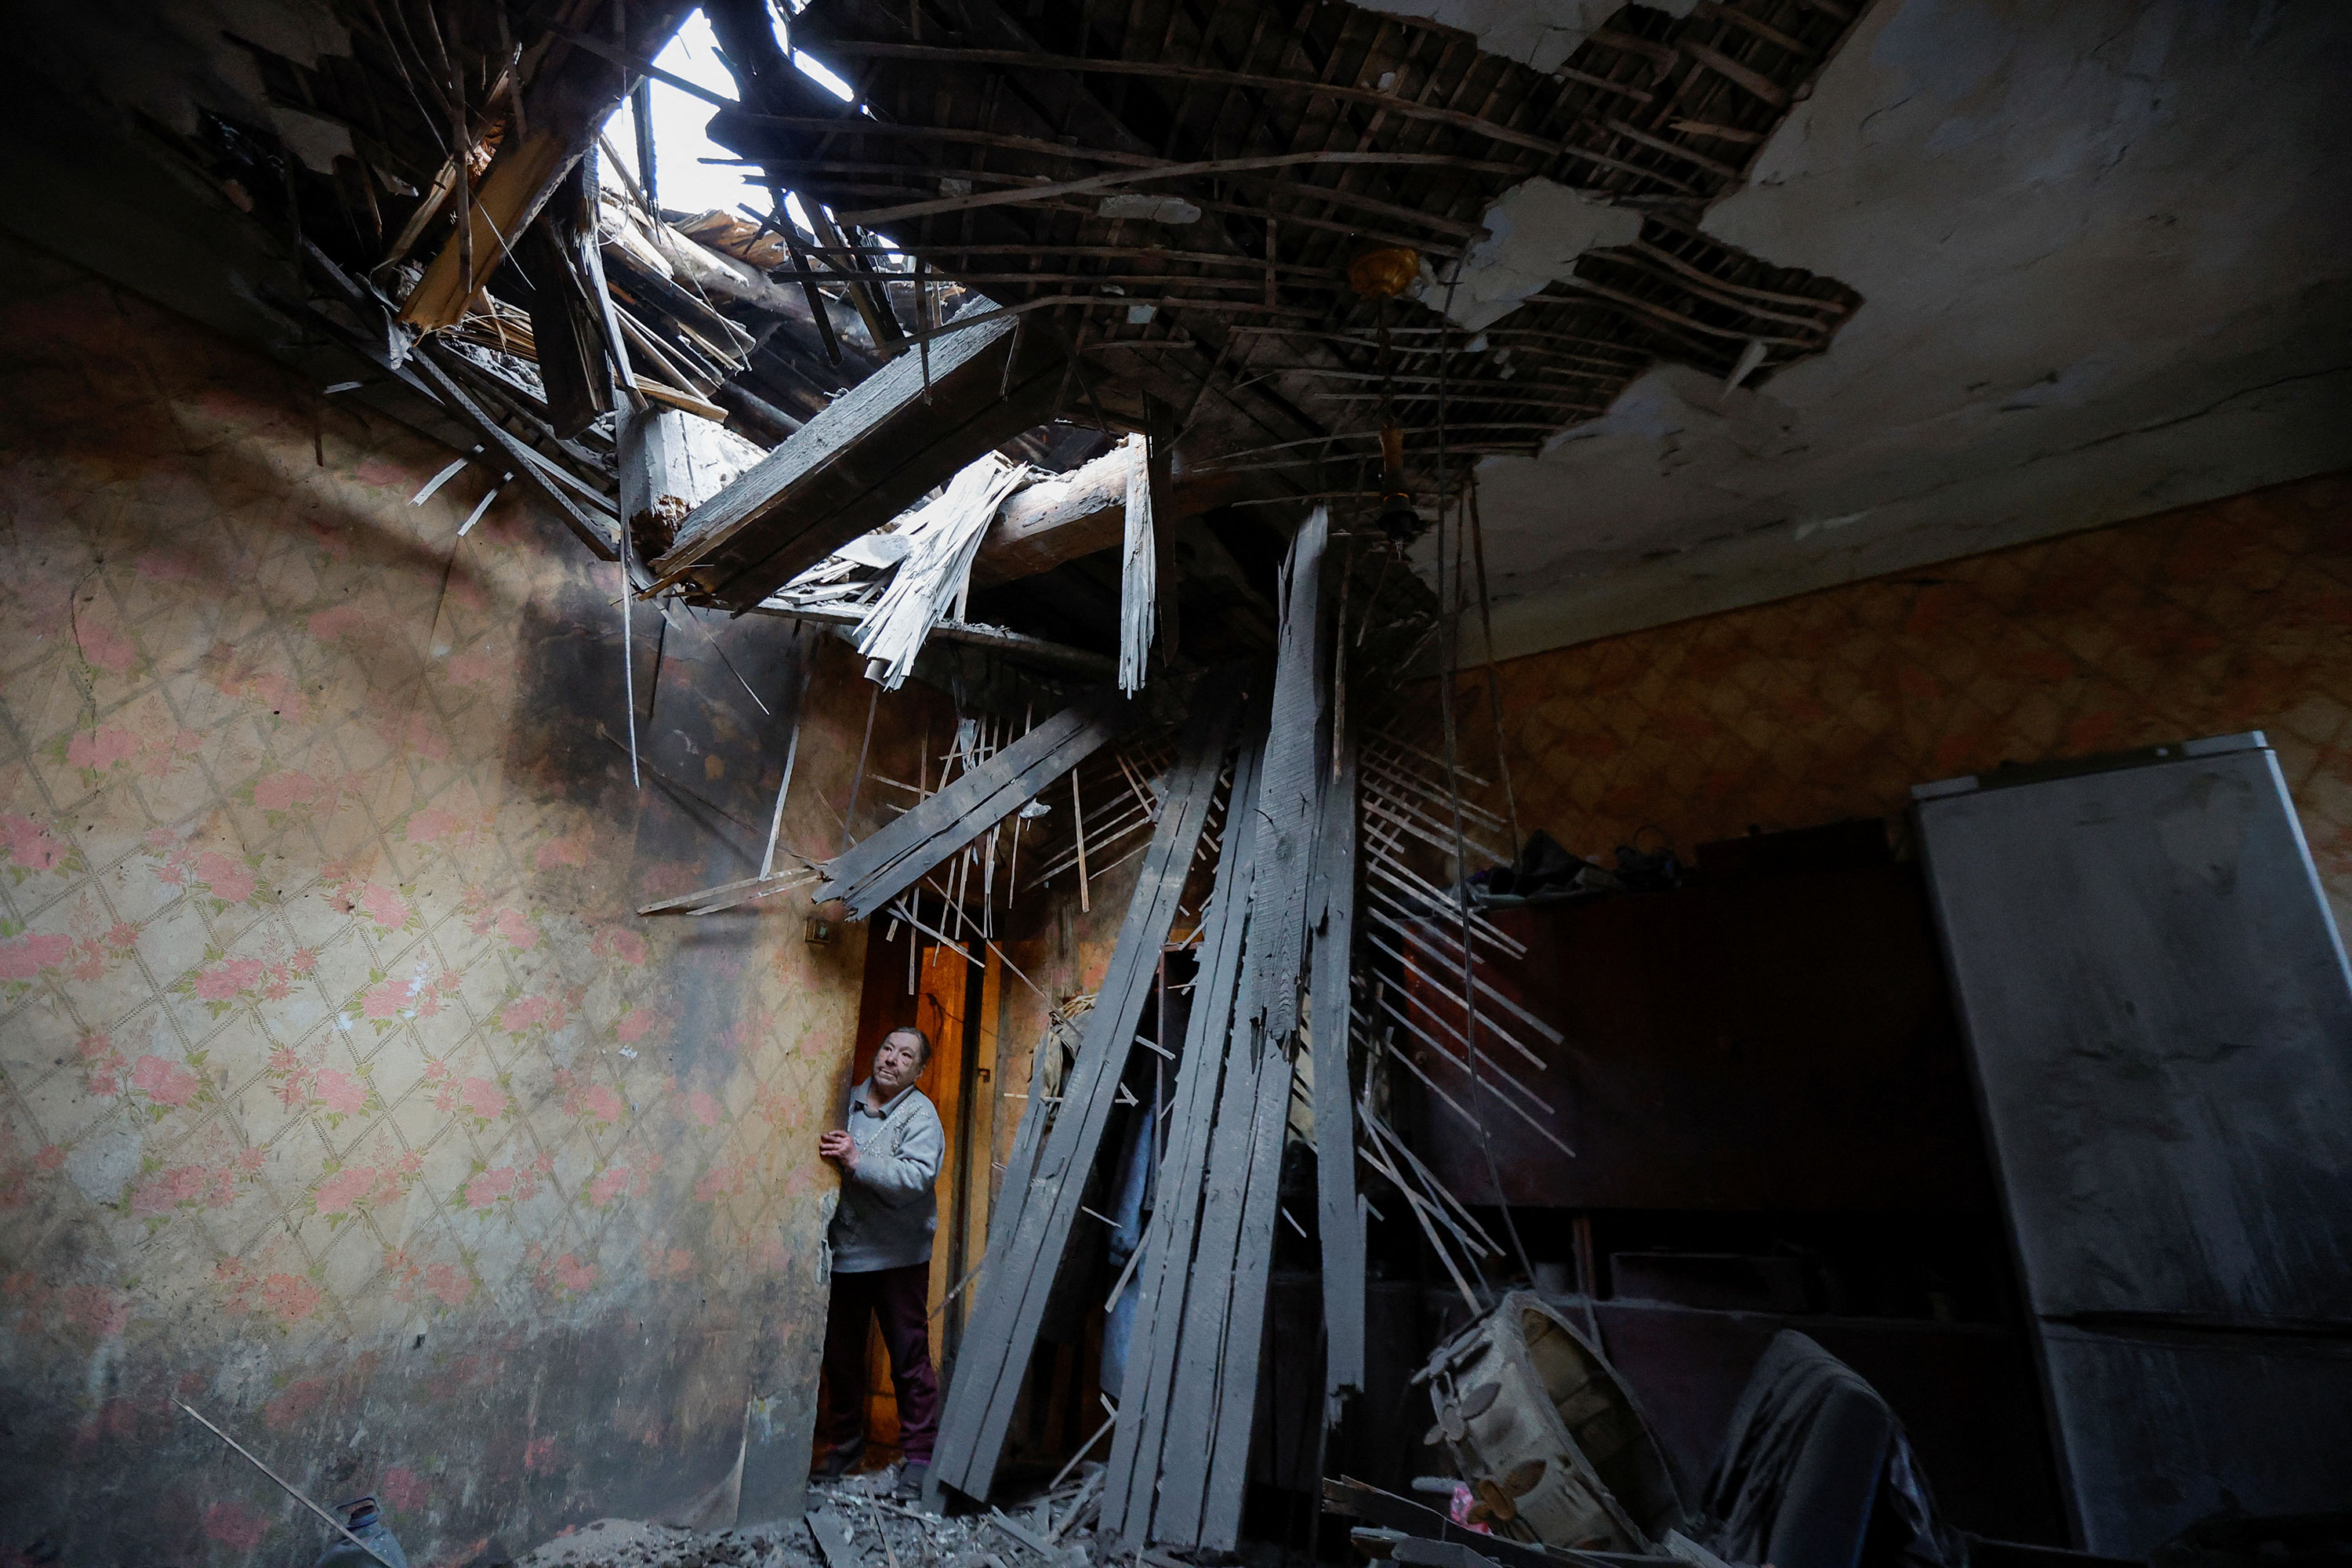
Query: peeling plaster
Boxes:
[
  {"xmin": 1413, "ymin": 178, "xmax": 1645, "ymax": 332},
  {"xmin": 1352, "ymin": 0, "xmax": 1694, "ymax": 75},
  {"xmin": 1450, "ymin": 0, "xmax": 2352, "ymax": 661}
]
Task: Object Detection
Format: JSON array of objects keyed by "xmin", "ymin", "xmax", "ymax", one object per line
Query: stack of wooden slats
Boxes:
[{"xmin": 928, "ymin": 510, "xmax": 1368, "ymax": 1555}]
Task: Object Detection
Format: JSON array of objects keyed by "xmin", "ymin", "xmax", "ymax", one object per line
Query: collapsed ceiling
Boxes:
[{"xmin": 2, "ymin": 0, "xmax": 2345, "ymax": 673}]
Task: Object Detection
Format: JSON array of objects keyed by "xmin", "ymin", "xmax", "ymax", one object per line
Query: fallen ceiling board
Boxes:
[
  {"xmin": 929, "ymin": 696, "xmax": 1237, "ymax": 1508},
  {"xmin": 1308, "ymin": 723, "xmax": 1364, "ymax": 1408},
  {"xmin": 1159, "ymin": 511, "xmax": 1328, "ymax": 1552},
  {"xmin": 1104, "ymin": 725, "xmax": 1266, "ymax": 1544},
  {"xmin": 815, "ymin": 689, "xmax": 1132, "ymax": 919},
  {"xmin": 972, "ymin": 455, "xmax": 1243, "ymax": 587},
  {"xmin": 652, "ymin": 309, "xmax": 1069, "ymax": 609}
]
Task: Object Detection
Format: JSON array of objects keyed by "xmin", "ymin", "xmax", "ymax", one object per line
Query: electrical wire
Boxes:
[{"xmin": 1430, "ymin": 261, "xmax": 1541, "ymax": 1293}]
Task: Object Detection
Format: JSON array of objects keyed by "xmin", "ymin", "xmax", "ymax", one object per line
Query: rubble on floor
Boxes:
[
  {"xmin": 515, "ymin": 1518, "xmax": 818, "ymax": 1568},
  {"xmin": 509, "ymin": 1465, "xmax": 1106, "ymax": 1568}
]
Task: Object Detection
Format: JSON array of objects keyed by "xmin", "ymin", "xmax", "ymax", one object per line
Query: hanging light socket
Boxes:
[{"xmin": 1348, "ymin": 246, "xmax": 1421, "ymax": 301}]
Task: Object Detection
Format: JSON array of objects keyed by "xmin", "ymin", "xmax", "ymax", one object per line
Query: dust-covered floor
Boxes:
[{"xmin": 511, "ymin": 1464, "xmax": 1109, "ymax": 1568}]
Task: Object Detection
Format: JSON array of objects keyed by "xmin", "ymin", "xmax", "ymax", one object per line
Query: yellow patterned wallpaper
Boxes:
[
  {"xmin": 1468, "ymin": 471, "xmax": 2352, "ymax": 921},
  {"xmin": 0, "ymin": 235, "xmax": 926, "ymax": 1563}
]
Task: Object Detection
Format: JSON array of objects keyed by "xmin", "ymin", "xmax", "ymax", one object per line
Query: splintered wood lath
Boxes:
[{"xmin": 717, "ymin": 0, "xmax": 1869, "ymax": 509}]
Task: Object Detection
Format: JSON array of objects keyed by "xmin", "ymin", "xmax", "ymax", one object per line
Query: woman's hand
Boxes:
[{"xmin": 818, "ymin": 1130, "xmax": 858, "ymax": 1171}]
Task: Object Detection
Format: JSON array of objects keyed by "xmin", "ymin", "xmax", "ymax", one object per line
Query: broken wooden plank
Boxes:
[
  {"xmin": 971, "ymin": 463, "xmax": 1244, "ymax": 588},
  {"xmin": 399, "ymin": 5, "xmax": 699, "ymax": 331},
  {"xmin": 743, "ymin": 600, "xmax": 1117, "ymax": 680},
  {"xmin": 650, "ymin": 310, "xmax": 1069, "ymax": 610},
  {"xmin": 288, "ymin": 241, "xmax": 621, "ymax": 559},
  {"xmin": 807, "ymin": 1509, "xmax": 861, "ymax": 1568},
  {"xmin": 815, "ymin": 691, "xmax": 1133, "ymax": 920},
  {"xmin": 851, "ymin": 454, "xmax": 1033, "ymax": 689},
  {"xmin": 1166, "ymin": 510, "xmax": 1330, "ymax": 1552},
  {"xmin": 929, "ymin": 696, "xmax": 1238, "ymax": 1509},
  {"xmin": 1309, "ymin": 720, "xmax": 1364, "ymax": 1410},
  {"xmin": 514, "ymin": 172, "xmax": 612, "ymax": 439},
  {"xmin": 619, "ymin": 405, "xmax": 768, "ymax": 559},
  {"xmin": 1117, "ymin": 434, "xmax": 1154, "ymax": 695},
  {"xmin": 1105, "ymin": 725, "xmax": 1268, "ymax": 1545}
]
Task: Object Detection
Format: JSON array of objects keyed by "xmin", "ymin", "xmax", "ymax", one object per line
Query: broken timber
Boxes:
[
  {"xmin": 969, "ymin": 452, "xmax": 1242, "ymax": 589},
  {"xmin": 1309, "ymin": 715, "xmax": 1364, "ymax": 1410},
  {"xmin": 1171, "ymin": 507, "xmax": 1332, "ymax": 1549},
  {"xmin": 743, "ymin": 600, "xmax": 1117, "ymax": 680},
  {"xmin": 399, "ymin": 4, "xmax": 701, "ymax": 332},
  {"xmin": 815, "ymin": 691, "xmax": 1133, "ymax": 920},
  {"xmin": 928, "ymin": 695, "xmax": 1239, "ymax": 1509},
  {"xmin": 1105, "ymin": 721, "xmax": 1269, "ymax": 1545},
  {"xmin": 1105, "ymin": 509, "xmax": 1334, "ymax": 1552},
  {"xmin": 650, "ymin": 310, "xmax": 1069, "ymax": 610}
]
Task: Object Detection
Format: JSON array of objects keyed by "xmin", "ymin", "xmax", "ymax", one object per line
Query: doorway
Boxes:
[{"xmin": 831, "ymin": 913, "xmax": 1000, "ymax": 1464}]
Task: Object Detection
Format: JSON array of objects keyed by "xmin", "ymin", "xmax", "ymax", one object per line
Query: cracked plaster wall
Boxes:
[
  {"xmin": 1445, "ymin": 0, "xmax": 2352, "ymax": 661},
  {"xmin": 0, "ymin": 233, "xmax": 952, "ymax": 1566}
]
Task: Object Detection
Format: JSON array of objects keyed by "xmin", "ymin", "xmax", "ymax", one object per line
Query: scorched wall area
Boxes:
[{"xmin": 0, "ymin": 232, "xmax": 939, "ymax": 1564}]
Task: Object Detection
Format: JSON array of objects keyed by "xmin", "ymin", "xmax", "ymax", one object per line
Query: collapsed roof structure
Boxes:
[
  {"xmin": 5, "ymin": 1, "xmax": 2350, "ymax": 1563},
  {"xmin": 165, "ymin": 0, "xmax": 1867, "ymax": 699}
]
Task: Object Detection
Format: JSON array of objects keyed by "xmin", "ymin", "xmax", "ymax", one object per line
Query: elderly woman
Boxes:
[{"xmin": 814, "ymin": 1025, "xmax": 946, "ymax": 1493}]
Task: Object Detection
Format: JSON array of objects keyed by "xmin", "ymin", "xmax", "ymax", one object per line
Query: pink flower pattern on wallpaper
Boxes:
[
  {"xmin": 242, "ymin": 767, "xmax": 362, "ymax": 826},
  {"xmin": 117, "ymin": 1051, "xmax": 210, "ymax": 1122},
  {"xmin": 556, "ymin": 1068, "xmax": 624, "ymax": 1124},
  {"xmin": 343, "ymin": 881, "xmax": 414, "ymax": 932},
  {"xmin": 4, "ymin": 1274, "xmax": 133, "ymax": 1341},
  {"xmin": 586, "ymin": 1158, "xmax": 658, "ymax": 1208},
  {"xmin": 445, "ymin": 644, "xmax": 500, "ymax": 687},
  {"xmin": 73, "ymin": 616, "xmax": 140, "ymax": 676},
  {"xmin": 125, "ymin": 1148, "xmax": 264, "ymax": 1230},
  {"xmin": 460, "ymin": 1152, "xmax": 552, "ymax": 1214},
  {"xmin": 213, "ymin": 1258, "xmax": 328, "ymax": 1328},
  {"xmin": 197, "ymin": 643, "xmax": 311, "ymax": 724},
  {"xmin": 310, "ymin": 1153, "xmax": 422, "ymax": 1229},
  {"xmin": 386, "ymin": 1249, "xmax": 477, "ymax": 1312},
  {"xmin": 615, "ymin": 1007, "xmax": 667, "ymax": 1047},
  {"xmin": 54, "ymin": 721, "xmax": 202, "ymax": 783},
  {"xmin": 264, "ymin": 1044, "xmax": 383, "ymax": 1128},
  {"xmin": 423, "ymin": 1060, "xmax": 511, "ymax": 1131},
  {"xmin": 589, "ymin": 927, "xmax": 647, "ymax": 967},
  {"xmin": 406, "ymin": 804, "xmax": 495, "ymax": 851},
  {"xmin": 173, "ymin": 942, "xmax": 316, "ymax": 1018},
  {"xmin": 0, "ymin": 927, "xmax": 74, "ymax": 995},
  {"xmin": 146, "ymin": 834, "xmax": 272, "ymax": 913},
  {"xmin": 201, "ymin": 1501, "xmax": 269, "ymax": 1552},
  {"xmin": 0, "ymin": 813, "xmax": 78, "ymax": 880}
]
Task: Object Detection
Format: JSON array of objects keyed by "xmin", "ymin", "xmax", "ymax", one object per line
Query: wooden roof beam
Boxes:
[
  {"xmin": 971, "ymin": 449, "xmax": 1247, "ymax": 588},
  {"xmin": 400, "ymin": 2, "xmax": 699, "ymax": 332},
  {"xmin": 648, "ymin": 309, "xmax": 1070, "ymax": 609}
]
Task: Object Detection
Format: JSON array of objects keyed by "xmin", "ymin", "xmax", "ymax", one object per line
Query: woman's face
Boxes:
[{"xmin": 873, "ymin": 1033, "xmax": 925, "ymax": 1094}]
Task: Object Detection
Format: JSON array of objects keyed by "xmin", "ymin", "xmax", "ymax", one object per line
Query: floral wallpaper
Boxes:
[
  {"xmin": 0, "ymin": 234, "xmax": 931, "ymax": 1563},
  {"xmin": 1465, "ymin": 470, "xmax": 2352, "ymax": 924}
]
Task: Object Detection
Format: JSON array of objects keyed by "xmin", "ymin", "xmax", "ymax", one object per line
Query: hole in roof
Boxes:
[{"xmin": 597, "ymin": 5, "xmax": 853, "ymax": 225}]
